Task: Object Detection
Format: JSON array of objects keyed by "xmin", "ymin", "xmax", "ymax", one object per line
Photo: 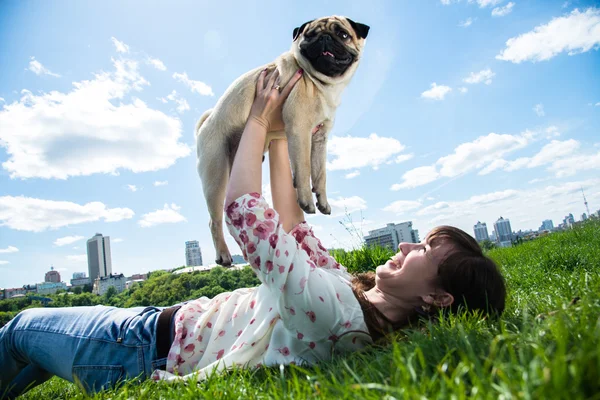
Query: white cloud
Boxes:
[
  {"xmin": 478, "ymin": 158, "xmax": 509, "ymax": 175},
  {"xmin": 67, "ymin": 254, "xmax": 87, "ymax": 262},
  {"xmin": 496, "ymin": 8, "xmax": 600, "ymax": 63},
  {"xmin": 463, "ymin": 68, "xmax": 495, "ymax": 85},
  {"xmin": 147, "ymin": 57, "xmax": 167, "ymax": 71},
  {"xmin": 545, "ymin": 126, "xmax": 560, "ymax": 138},
  {"xmin": 437, "ymin": 132, "xmax": 529, "ymax": 176},
  {"xmin": 54, "ymin": 235, "xmax": 85, "ymax": 246},
  {"xmin": 509, "ymin": 139, "xmax": 580, "ymax": 170},
  {"xmin": 595, "ymin": 102, "xmax": 600, "ymax": 106},
  {"xmin": 326, "ymin": 133, "xmax": 412, "ymax": 171},
  {"xmin": 27, "ymin": 57, "xmax": 60, "ymax": 77},
  {"xmin": 479, "ymin": 139, "xmax": 594, "ymax": 178},
  {"xmin": 416, "ymin": 178, "xmax": 600, "ymax": 237},
  {"xmin": 153, "ymin": 180, "xmax": 168, "ymax": 186},
  {"xmin": 0, "ymin": 261, "xmax": 9, "ymax": 265},
  {"xmin": 139, "ymin": 203, "xmax": 187, "ymax": 227},
  {"xmin": 392, "ymin": 131, "xmax": 532, "ymax": 189},
  {"xmin": 327, "ymin": 196, "xmax": 368, "ymax": 217},
  {"xmin": 172, "ymin": 72, "xmax": 214, "ymax": 96},
  {"xmin": 459, "ymin": 87, "xmax": 468, "ymax": 94},
  {"xmin": 470, "ymin": 0, "xmax": 502, "ymax": 7},
  {"xmin": 394, "ymin": 154, "xmax": 414, "ymax": 163},
  {"xmin": 0, "ymin": 196, "xmax": 134, "ymax": 232},
  {"xmin": 0, "ymin": 58, "xmax": 190, "ymax": 179},
  {"xmin": 0, "ymin": 246, "xmax": 19, "ymax": 253},
  {"xmin": 382, "ymin": 200, "xmax": 422, "ymax": 215},
  {"xmin": 391, "ymin": 165, "xmax": 440, "ymax": 190},
  {"xmin": 421, "ymin": 83, "xmax": 452, "ymax": 101},
  {"xmin": 492, "ymin": 2, "xmax": 515, "ymax": 17},
  {"xmin": 127, "ymin": 184, "xmax": 138, "ymax": 192},
  {"xmin": 547, "ymin": 151, "xmax": 600, "ymax": 177},
  {"xmin": 112, "ymin": 238, "xmax": 124, "ymax": 243},
  {"xmin": 459, "ymin": 17, "xmax": 475, "ymax": 27},
  {"xmin": 158, "ymin": 90, "xmax": 190, "ymax": 114},
  {"xmin": 345, "ymin": 170, "xmax": 360, "ymax": 179},
  {"xmin": 111, "ymin": 37, "xmax": 130, "ymax": 53},
  {"xmin": 0, "ymin": 97, "xmax": 4, "ymax": 103},
  {"xmin": 416, "ymin": 201, "xmax": 451, "ymax": 216},
  {"xmin": 533, "ymin": 103, "xmax": 545, "ymax": 116}
]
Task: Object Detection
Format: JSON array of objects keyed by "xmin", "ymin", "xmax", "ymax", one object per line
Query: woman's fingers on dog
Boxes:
[
  {"xmin": 257, "ymin": 69, "xmax": 267, "ymax": 92},
  {"xmin": 266, "ymin": 68, "xmax": 279, "ymax": 91},
  {"xmin": 281, "ymin": 69, "xmax": 303, "ymax": 99}
]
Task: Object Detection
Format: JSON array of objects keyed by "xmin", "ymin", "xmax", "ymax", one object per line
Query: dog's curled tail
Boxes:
[{"xmin": 195, "ymin": 109, "xmax": 213, "ymax": 137}]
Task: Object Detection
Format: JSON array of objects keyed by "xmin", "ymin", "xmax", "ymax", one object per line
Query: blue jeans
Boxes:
[{"xmin": 0, "ymin": 305, "xmax": 169, "ymax": 399}]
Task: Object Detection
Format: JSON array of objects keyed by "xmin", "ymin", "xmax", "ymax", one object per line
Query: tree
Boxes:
[
  {"xmin": 480, "ymin": 240, "xmax": 497, "ymax": 251},
  {"xmin": 73, "ymin": 286, "xmax": 83, "ymax": 295},
  {"xmin": 103, "ymin": 286, "xmax": 118, "ymax": 302}
]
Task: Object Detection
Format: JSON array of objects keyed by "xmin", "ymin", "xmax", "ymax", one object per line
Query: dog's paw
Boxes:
[
  {"xmin": 317, "ymin": 201, "xmax": 331, "ymax": 215},
  {"xmin": 216, "ymin": 253, "xmax": 232, "ymax": 268},
  {"xmin": 298, "ymin": 199, "xmax": 316, "ymax": 214}
]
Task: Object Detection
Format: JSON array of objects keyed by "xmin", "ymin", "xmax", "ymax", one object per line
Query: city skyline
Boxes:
[
  {"xmin": 1, "ymin": 0, "xmax": 600, "ymax": 288},
  {"xmin": 4, "ymin": 204, "xmax": 598, "ymax": 291}
]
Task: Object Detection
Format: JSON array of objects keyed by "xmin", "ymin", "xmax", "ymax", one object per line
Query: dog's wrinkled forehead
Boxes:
[{"xmin": 294, "ymin": 16, "xmax": 369, "ymax": 47}]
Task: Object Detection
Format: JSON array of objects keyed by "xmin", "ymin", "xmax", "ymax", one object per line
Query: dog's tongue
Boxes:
[{"xmin": 322, "ymin": 51, "xmax": 335, "ymax": 58}]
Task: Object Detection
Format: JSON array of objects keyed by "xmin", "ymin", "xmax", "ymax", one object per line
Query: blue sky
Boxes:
[{"xmin": 1, "ymin": 0, "xmax": 599, "ymax": 288}]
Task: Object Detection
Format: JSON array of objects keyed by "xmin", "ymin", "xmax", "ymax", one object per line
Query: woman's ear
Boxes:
[{"xmin": 422, "ymin": 292, "xmax": 454, "ymax": 308}]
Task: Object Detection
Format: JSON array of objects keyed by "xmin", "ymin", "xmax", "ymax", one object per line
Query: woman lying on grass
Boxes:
[{"xmin": 0, "ymin": 69, "xmax": 506, "ymax": 398}]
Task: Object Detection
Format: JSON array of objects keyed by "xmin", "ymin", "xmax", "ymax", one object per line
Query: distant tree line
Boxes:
[{"xmin": 0, "ymin": 266, "xmax": 260, "ymax": 328}]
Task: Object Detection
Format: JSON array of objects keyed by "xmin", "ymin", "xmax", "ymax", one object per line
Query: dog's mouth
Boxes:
[{"xmin": 300, "ymin": 44, "xmax": 354, "ymax": 77}]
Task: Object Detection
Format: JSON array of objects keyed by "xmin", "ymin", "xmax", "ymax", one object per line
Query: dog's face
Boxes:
[{"xmin": 291, "ymin": 16, "xmax": 369, "ymax": 82}]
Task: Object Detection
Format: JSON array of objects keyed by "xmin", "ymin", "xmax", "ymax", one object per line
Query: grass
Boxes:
[{"xmin": 16, "ymin": 221, "xmax": 600, "ymax": 399}]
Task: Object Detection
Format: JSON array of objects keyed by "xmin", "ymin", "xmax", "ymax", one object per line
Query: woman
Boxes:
[{"xmin": 0, "ymin": 69, "xmax": 506, "ymax": 398}]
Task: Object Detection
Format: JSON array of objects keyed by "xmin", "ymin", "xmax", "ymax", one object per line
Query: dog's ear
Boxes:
[
  {"xmin": 293, "ymin": 20, "xmax": 313, "ymax": 41},
  {"xmin": 346, "ymin": 18, "xmax": 370, "ymax": 39}
]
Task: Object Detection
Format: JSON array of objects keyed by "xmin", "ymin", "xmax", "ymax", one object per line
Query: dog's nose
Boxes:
[{"xmin": 320, "ymin": 34, "xmax": 332, "ymax": 42}]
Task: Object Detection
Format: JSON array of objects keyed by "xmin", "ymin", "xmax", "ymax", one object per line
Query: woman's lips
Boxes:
[{"xmin": 389, "ymin": 254, "xmax": 402, "ymax": 269}]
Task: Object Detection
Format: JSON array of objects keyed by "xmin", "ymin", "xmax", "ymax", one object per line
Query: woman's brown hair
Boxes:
[{"xmin": 351, "ymin": 225, "xmax": 507, "ymax": 342}]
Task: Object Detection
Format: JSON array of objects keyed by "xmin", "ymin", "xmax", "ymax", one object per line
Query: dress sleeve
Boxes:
[
  {"xmin": 289, "ymin": 222, "xmax": 346, "ymax": 272},
  {"xmin": 224, "ymin": 193, "xmax": 360, "ymax": 340}
]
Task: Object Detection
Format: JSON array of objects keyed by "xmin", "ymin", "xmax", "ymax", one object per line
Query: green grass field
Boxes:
[{"xmin": 16, "ymin": 221, "xmax": 600, "ymax": 399}]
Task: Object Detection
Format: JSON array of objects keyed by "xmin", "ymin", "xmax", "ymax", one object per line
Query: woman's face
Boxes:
[{"xmin": 374, "ymin": 239, "xmax": 453, "ymax": 305}]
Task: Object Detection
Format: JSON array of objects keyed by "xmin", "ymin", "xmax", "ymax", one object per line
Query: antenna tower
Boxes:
[{"xmin": 581, "ymin": 187, "xmax": 590, "ymax": 216}]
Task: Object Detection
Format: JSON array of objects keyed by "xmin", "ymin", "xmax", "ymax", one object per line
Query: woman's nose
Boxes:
[{"xmin": 398, "ymin": 242, "xmax": 418, "ymax": 255}]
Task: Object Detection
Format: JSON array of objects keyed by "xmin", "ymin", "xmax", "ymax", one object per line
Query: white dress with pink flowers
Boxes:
[{"xmin": 152, "ymin": 192, "xmax": 372, "ymax": 382}]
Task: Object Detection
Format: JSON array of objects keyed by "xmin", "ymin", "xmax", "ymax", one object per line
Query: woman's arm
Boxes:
[
  {"xmin": 225, "ymin": 68, "xmax": 302, "ymax": 208},
  {"xmin": 269, "ymin": 139, "xmax": 305, "ymax": 233}
]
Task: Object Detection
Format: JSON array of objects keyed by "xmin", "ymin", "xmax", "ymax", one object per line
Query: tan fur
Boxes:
[{"xmin": 196, "ymin": 16, "xmax": 367, "ymax": 266}]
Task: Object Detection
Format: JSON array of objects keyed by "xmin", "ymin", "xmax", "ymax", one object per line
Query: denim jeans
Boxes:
[{"xmin": 0, "ymin": 305, "xmax": 169, "ymax": 399}]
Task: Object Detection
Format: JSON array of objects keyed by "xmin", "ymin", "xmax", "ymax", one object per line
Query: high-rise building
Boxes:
[
  {"xmin": 581, "ymin": 213, "xmax": 588, "ymax": 221},
  {"xmin": 87, "ymin": 233, "xmax": 112, "ymax": 281},
  {"xmin": 493, "ymin": 217, "xmax": 513, "ymax": 245},
  {"xmin": 473, "ymin": 221, "xmax": 489, "ymax": 242},
  {"xmin": 72, "ymin": 272, "xmax": 87, "ymax": 279},
  {"xmin": 185, "ymin": 241, "xmax": 203, "ymax": 266},
  {"xmin": 44, "ymin": 266, "xmax": 61, "ymax": 283},
  {"xmin": 364, "ymin": 222, "xmax": 419, "ymax": 250},
  {"xmin": 539, "ymin": 219, "xmax": 554, "ymax": 231},
  {"xmin": 563, "ymin": 213, "xmax": 575, "ymax": 228}
]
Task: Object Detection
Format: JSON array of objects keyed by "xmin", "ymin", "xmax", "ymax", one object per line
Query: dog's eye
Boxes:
[{"xmin": 337, "ymin": 30, "xmax": 349, "ymax": 40}]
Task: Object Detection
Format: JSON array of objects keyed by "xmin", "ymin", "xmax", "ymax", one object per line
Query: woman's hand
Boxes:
[{"xmin": 249, "ymin": 68, "xmax": 303, "ymax": 132}]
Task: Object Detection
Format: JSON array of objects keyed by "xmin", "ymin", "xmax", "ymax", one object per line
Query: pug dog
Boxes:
[{"xmin": 196, "ymin": 15, "xmax": 369, "ymax": 266}]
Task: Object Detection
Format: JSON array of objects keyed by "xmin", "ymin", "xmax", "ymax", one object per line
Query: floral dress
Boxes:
[{"xmin": 152, "ymin": 193, "xmax": 372, "ymax": 382}]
